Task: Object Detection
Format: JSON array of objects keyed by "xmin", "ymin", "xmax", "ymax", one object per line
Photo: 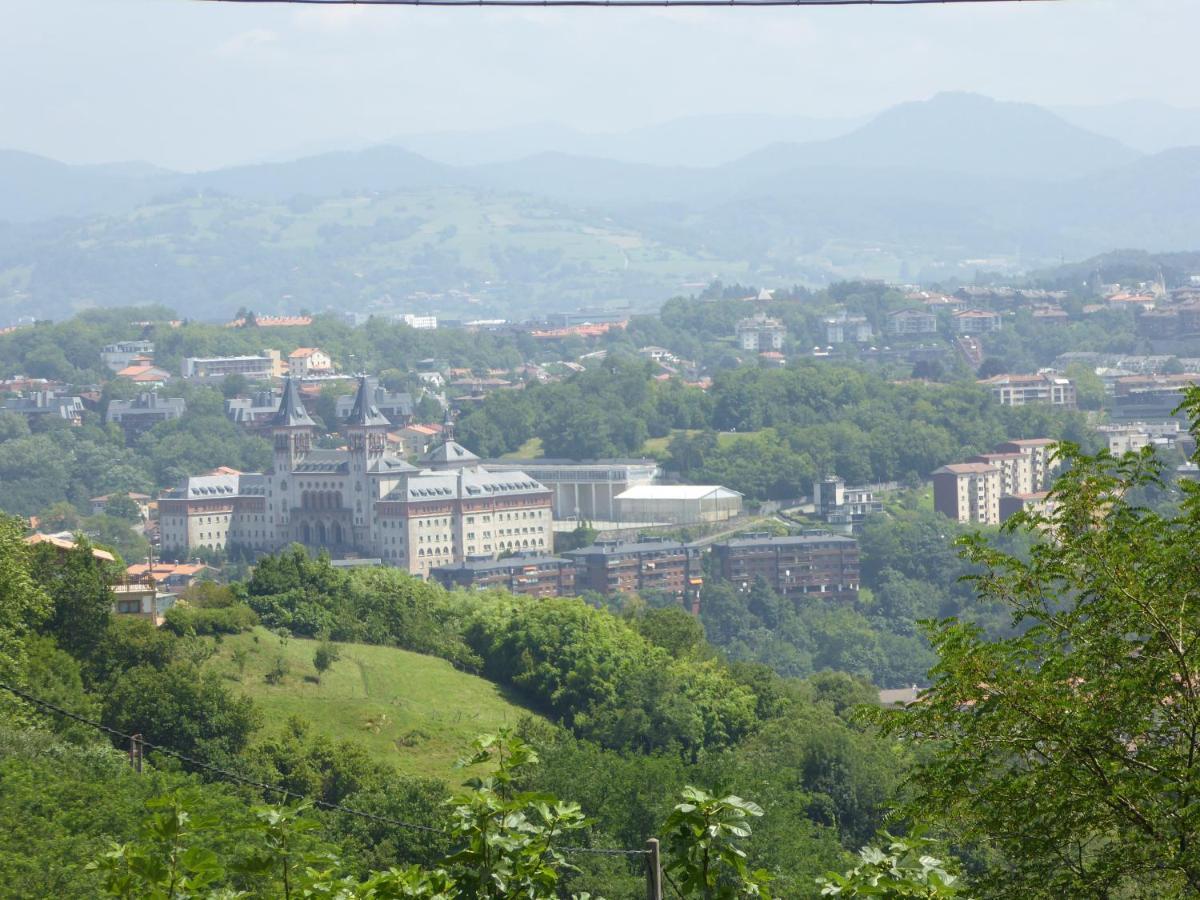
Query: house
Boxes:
[
  {"xmin": 888, "ymin": 308, "xmax": 938, "ymax": 335},
  {"xmin": 953, "ymin": 309, "xmax": 1003, "ymax": 334},
  {"xmin": 287, "ymin": 347, "xmax": 334, "ymax": 377},
  {"xmin": 101, "ymin": 340, "xmax": 155, "ymax": 372},
  {"xmin": 711, "ymin": 532, "xmax": 860, "ymax": 602},
  {"xmin": 563, "ymin": 538, "xmax": 704, "ymax": 608},
  {"xmin": 979, "ymin": 373, "xmax": 1076, "ymax": 408},
  {"xmin": 736, "ymin": 313, "xmax": 787, "ymax": 352},
  {"xmin": 115, "ymin": 362, "xmax": 172, "ymax": 385},
  {"xmin": 106, "ymin": 393, "xmax": 186, "ymax": 438},
  {"xmin": 430, "ymin": 553, "xmax": 575, "ymax": 598},
  {"xmin": 124, "ymin": 561, "xmax": 211, "ymax": 592},
  {"xmin": 932, "ymin": 462, "xmax": 1002, "ymax": 525},
  {"xmin": 395, "ymin": 423, "xmax": 444, "ymax": 457},
  {"xmin": 24, "ymin": 532, "xmax": 116, "ymax": 562}
]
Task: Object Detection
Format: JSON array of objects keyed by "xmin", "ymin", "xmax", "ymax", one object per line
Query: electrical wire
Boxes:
[
  {"xmin": 196, "ymin": 0, "xmax": 1068, "ymax": 8},
  {"xmin": 0, "ymin": 678, "xmax": 652, "ymax": 856}
]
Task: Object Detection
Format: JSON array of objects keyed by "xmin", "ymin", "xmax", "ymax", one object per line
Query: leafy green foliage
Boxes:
[
  {"xmin": 817, "ymin": 832, "xmax": 970, "ymax": 898},
  {"xmin": 663, "ymin": 786, "xmax": 771, "ymax": 898},
  {"xmin": 876, "ymin": 395, "xmax": 1200, "ymax": 897}
]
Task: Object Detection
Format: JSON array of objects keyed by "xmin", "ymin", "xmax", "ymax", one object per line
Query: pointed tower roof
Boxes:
[
  {"xmin": 272, "ymin": 376, "xmax": 316, "ymax": 428},
  {"xmin": 346, "ymin": 375, "xmax": 391, "ymax": 428}
]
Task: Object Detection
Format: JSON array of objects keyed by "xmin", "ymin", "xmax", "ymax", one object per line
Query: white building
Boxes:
[
  {"xmin": 287, "ymin": 347, "xmax": 334, "ymax": 377},
  {"xmin": 486, "ymin": 459, "xmax": 660, "ymax": 522},
  {"xmin": 613, "ymin": 485, "xmax": 743, "ymax": 525},
  {"xmin": 158, "ymin": 376, "xmax": 553, "ymax": 577},
  {"xmin": 397, "ymin": 314, "xmax": 438, "ymax": 330}
]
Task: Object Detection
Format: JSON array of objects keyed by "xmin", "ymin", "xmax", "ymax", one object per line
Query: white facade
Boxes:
[{"xmin": 614, "ymin": 485, "xmax": 743, "ymax": 525}]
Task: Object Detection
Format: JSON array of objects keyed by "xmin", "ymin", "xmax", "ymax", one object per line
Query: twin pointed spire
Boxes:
[
  {"xmin": 272, "ymin": 375, "xmax": 316, "ymax": 428},
  {"xmin": 346, "ymin": 375, "xmax": 391, "ymax": 428}
]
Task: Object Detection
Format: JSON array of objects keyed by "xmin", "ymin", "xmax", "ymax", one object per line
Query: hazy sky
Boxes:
[{"xmin": 3, "ymin": 0, "xmax": 1198, "ymax": 170}]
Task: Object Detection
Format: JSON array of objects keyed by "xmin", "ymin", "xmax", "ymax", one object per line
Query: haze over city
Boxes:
[{"xmin": 4, "ymin": 0, "xmax": 1199, "ymax": 170}]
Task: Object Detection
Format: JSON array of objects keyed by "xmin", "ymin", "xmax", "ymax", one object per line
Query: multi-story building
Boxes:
[
  {"xmin": 0, "ymin": 390, "xmax": 84, "ymax": 426},
  {"xmin": 888, "ymin": 308, "xmax": 938, "ymax": 335},
  {"xmin": 105, "ymin": 393, "xmax": 186, "ymax": 438},
  {"xmin": 932, "ymin": 462, "xmax": 1002, "ymax": 525},
  {"xmin": 564, "ymin": 538, "xmax": 704, "ymax": 607},
  {"xmin": 953, "ymin": 309, "xmax": 1003, "ymax": 334},
  {"xmin": 485, "ymin": 459, "xmax": 660, "ymax": 522},
  {"xmin": 994, "ymin": 438, "xmax": 1060, "ymax": 491},
  {"xmin": 430, "ymin": 553, "xmax": 575, "ymax": 598},
  {"xmin": 979, "ymin": 373, "xmax": 1076, "ymax": 408},
  {"xmin": 736, "ymin": 313, "xmax": 786, "ymax": 352},
  {"xmin": 181, "ymin": 350, "xmax": 284, "ymax": 381},
  {"xmin": 1096, "ymin": 424, "xmax": 1152, "ymax": 456},
  {"xmin": 101, "ymin": 340, "xmax": 155, "ymax": 372},
  {"xmin": 397, "ymin": 314, "xmax": 438, "ymax": 330},
  {"xmin": 712, "ymin": 532, "xmax": 860, "ymax": 601},
  {"xmin": 967, "ymin": 451, "xmax": 1034, "ymax": 497},
  {"xmin": 812, "ymin": 475, "xmax": 882, "ymax": 530},
  {"xmin": 825, "ymin": 314, "xmax": 874, "ymax": 344},
  {"xmin": 158, "ymin": 376, "xmax": 553, "ymax": 578}
]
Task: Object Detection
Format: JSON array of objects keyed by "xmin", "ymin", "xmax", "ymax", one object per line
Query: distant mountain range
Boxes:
[{"xmin": 0, "ymin": 92, "xmax": 1196, "ymax": 320}]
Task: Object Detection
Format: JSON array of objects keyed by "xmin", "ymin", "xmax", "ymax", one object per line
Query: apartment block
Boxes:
[
  {"xmin": 932, "ymin": 462, "xmax": 1002, "ymax": 525},
  {"xmin": 430, "ymin": 554, "xmax": 575, "ymax": 598},
  {"xmin": 711, "ymin": 532, "xmax": 860, "ymax": 601},
  {"xmin": 979, "ymin": 373, "xmax": 1076, "ymax": 408},
  {"xmin": 994, "ymin": 438, "xmax": 1059, "ymax": 491},
  {"xmin": 181, "ymin": 350, "xmax": 284, "ymax": 381},
  {"xmin": 563, "ymin": 538, "xmax": 704, "ymax": 607},
  {"xmin": 967, "ymin": 451, "xmax": 1033, "ymax": 497}
]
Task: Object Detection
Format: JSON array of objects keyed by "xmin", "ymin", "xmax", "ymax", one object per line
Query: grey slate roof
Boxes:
[
  {"xmin": 345, "ymin": 375, "xmax": 391, "ymax": 428},
  {"xmin": 271, "ymin": 377, "xmax": 315, "ymax": 428}
]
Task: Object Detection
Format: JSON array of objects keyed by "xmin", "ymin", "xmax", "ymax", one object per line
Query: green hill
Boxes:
[{"xmin": 204, "ymin": 627, "xmax": 543, "ymax": 782}]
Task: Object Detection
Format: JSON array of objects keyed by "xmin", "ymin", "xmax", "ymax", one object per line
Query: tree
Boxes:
[
  {"xmin": 877, "ymin": 397, "xmax": 1200, "ymax": 897},
  {"xmin": 102, "ymin": 662, "xmax": 261, "ymax": 763},
  {"xmin": 28, "ymin": 535, "xmax": 117, "ymax": 661},
  {"xmin": 0, "ymin": 515, "xmax": 51, "ymax": 714},
  {"xmin": 313, "ymin": 639, "xmax": 340, "ymax": 683}
]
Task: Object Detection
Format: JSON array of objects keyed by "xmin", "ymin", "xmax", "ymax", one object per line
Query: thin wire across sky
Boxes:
[{"xmin": 197, "ymin": 0, "xmax": 1067, "ymax": 9}]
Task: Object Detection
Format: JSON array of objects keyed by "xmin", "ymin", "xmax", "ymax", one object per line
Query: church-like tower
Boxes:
[
  {"xmin": 345, "ymin": 375, "xmax": 391, "ymax": 544},
  {"xmin": 269, "ymin": 376, "xmax": 316, "ymax": 544}
]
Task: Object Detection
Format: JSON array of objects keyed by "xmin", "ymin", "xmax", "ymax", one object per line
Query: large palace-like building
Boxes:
[{"xmin": 158, "ymin": 377, "xmax": 553, "ymax": 577}]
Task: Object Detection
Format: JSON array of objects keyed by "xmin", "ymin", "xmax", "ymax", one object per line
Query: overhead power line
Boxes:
[
  {"xmin": 0, "ymin": 678, "xmax": 648, "ymax": 856},
  {"xmin": 197, "ymin": 0, "xmax": 1067, "ymax": 8}
]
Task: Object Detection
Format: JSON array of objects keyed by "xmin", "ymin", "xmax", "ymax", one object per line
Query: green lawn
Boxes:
[
  {"xmin": 205, "ymin": 628, "xmax": 543, "ymax": 783},
  {"xmin": 501, "ymin": 437, "xmax": 544, "ymax": 459},
  {"xmin": 642, "ymin": 429, "xmax": 762, "ymax": 456}
]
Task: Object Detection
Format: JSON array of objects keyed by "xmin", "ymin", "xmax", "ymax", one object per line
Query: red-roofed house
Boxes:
[{"xmin": 287, "ymin": 347, "xmax": 333, "ymax": 377}]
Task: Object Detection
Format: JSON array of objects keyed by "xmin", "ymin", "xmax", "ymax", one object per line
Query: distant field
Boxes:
[
  {"xmin": 205, "ymin": 628, "xmax": 543, "ymax": 783},
  {"xmin": 500, "ymin": 437, "xmax": 544, "ymax": 459},
  {"xmin": 642, "ymin": 429, "xmax": 761, "ymax": 456}
]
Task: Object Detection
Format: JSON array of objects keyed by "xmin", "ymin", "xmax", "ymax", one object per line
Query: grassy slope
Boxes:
[
  {"xmin": 642, "ymin": 429, "xmax": 761, "ymax": 456},
  {"xmin": 206, "ymin": 628, "xmax": 542, "ymax": 783}
]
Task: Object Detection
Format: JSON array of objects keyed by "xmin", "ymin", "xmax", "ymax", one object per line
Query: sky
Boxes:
[{"xmin": 3, "ymin": 0, "xmax": 1199, "ymax": 171}]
